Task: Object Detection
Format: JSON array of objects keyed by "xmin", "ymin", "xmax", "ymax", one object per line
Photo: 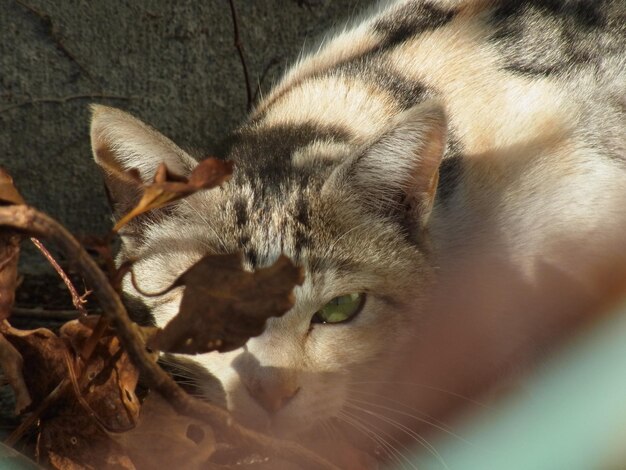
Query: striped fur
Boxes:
[{"xmin": 91, "ymin": 0, "xmax": 626, "ymax": 441}]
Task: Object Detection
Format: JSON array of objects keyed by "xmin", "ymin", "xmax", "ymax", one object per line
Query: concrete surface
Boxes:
[{"xmin": 0, "ymin": 0, "xmax": 363, "ymax": 272}]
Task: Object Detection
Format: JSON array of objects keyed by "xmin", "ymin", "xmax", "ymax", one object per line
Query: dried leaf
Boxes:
[
  {"xmin": 18, "ymin": 319, "xmax": 142, "ymax": 469},
  {"xmin": 148, "ymin": 254, "xmax": 304, "ymax": 354},
  {"xmin": 4, "ymin": 325, "xmax": 69, "ymax": 406},
  {"xmin": 0, "ymin": 232, "xmax": 20, "ymax": 321},
  {"xmin": 0, "ymin": 168, "xmax": 22, "ymax": 322},
  {"xmin": 39, "ymin": 413, "xmax": 136, "ymax": 470},
  {"xmin": 60, "ymin": 319, "xmax": 141, "ymax": 432},
  {"xmin": 113, "ymin": 158, "xmax": 233, "ymax": 232},
  {"xmin": 0, "ymin": 167, "xmax": 25, "ymax": 206},
  {"xmin": 0, "ymin": 332, "xmax": 31, "ymax": 414},
  {"xmin": 109, "ymin": 392, "xmax": 215, "ymax": 470}
]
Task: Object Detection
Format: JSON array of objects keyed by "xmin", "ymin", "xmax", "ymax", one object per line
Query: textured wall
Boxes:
[{"xmin": 0, "ymin": 0, "xmax": 363, "ymax": 270}]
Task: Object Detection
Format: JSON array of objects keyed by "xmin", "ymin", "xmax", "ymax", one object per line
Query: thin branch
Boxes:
[
  {"xmin": 0, "ymin": 94, "xmax": 134, "ymax": 114},
  {"xmin": 228, "ymin": 0, "xmax": 253, "ymax": 111},
  {"xmin": 4, "ymin": 377, "xmax": 68, "ymax": 447},
  {"xmin": 30, "ymin": 237, "xmax": 90, "ymax": 317},
  {"xmin": 11, "ymin": 307, "xmax": 80, "ymax": 321},
  {"xmin": 0, "ymin": 205, "xmax": 339, "ymax": 470},
  {"xmin": 0, "ymin": 333, "xmax": 31, "ymax": 415}
]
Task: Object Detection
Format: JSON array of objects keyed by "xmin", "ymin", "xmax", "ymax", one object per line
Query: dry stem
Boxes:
[
  {"xmin": 11, "ymin": 307, "xmax": 79, "ymax": 321},
  {"xmin": 30, "ymin": 237, "xmax": 89, "ymax": 317},
  {"xmin": 228, "ymin": 0, "xmax": 253, "ymax": 111},
  {"xmin": 0, "ymin": 205, "xmax": 338, "ymax": 470}
]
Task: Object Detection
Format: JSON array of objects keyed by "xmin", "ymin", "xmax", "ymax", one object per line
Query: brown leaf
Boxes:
[
  {"xmin": 0, "ymin": 331, "xmax": 31, "ymax": 414},
  {"xmin": 0, "ymin": 232, "xmax": 20, "ymax": 321},
  {"xmin": 39, "ymin": 412, "xmax": 136, "ymax": 470},
  {"xmin": 148, "ymin": 254, "xmax": 304, "ymax": 354},
  {"xmin": 113, "ymin": 158, "xmax": 233, "ymax": 233},
  {"xmin": 0, "ymin": 167, "xmax": 26, "ymax": 206},
  {"xmin": 4, "ymin": 325, "xmax": 69, "ymax": 406},
  {"xmin": 11, "ymin": 319, "xmax": 143, "ymax": 469},
  {"xmin": 109, "ymin": 392, "xmax": 215, "ymax": 470},
  {"xmin": 60, "ymin": 318, "xmax": 141, "ymax": 432}
]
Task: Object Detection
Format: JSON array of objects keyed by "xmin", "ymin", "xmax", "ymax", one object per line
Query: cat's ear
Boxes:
[
  {"xmin": 89, "ymin": 105, "xmax": 198, "ymax": 218},
  {"xmin": 340, "ymin": 100, "xmax": 446, "ymax": 233}
]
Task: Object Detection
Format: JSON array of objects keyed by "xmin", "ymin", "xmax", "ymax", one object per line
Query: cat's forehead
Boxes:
[
  {"xmin": 188, "ymin": 178, "xmax": 333, "ymax": 272},
  {"xmin": 174, "ymin": 176, "xmax": 421, "ymax": 286}
]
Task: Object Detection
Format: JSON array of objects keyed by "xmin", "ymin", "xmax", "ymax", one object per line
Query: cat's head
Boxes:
[{"xmin": 89, "ymin": 102, "xmax": 446, "ymax": 436}]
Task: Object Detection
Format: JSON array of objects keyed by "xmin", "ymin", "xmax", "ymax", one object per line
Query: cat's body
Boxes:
[{"xmin": 90, "ymin": 0, "xmax": 626, "ymax": 453}]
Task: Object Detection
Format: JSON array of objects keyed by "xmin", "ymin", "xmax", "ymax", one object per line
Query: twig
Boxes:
[
  {"xmin": 0, "ymin": 333, "xmax": 31, "ymax": 414},
  {"xmin": 30, "ymin": 237, "xmax": 89, "ymax": 317},
  {"xmin": 228, "ymin": 0, "xmax": 253, "ymax": 111},
  {"xmin": 10, "ymin": 307, "xmax": 80, "ymax": 321},
  {"xmin": 4, "ymin": 377, "xmax": 68, "ymax": 447},
  {"xmin": 0, "ymin": 205, "xmax": 339, "ymax": 470},
  {"xmin": 0, "ymin": 94, "xmax": 134, "ymax": 114}
]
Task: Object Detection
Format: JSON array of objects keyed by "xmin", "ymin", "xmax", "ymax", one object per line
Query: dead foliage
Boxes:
[
  {"xmin": 0, "ymin": 164, "xmax": 338, "ymax": 470},
  {"xmin": 113, "ymin": 158, "xmax": 233, "ymax": 233},
  {"xmin": 147, "ymin": 253, "xmax": 304, "ymax": 354}
]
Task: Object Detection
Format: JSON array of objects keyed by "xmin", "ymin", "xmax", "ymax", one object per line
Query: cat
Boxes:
[{"xmin": 89, "ymin": 0, "xmax": 626, "ymax": 459}]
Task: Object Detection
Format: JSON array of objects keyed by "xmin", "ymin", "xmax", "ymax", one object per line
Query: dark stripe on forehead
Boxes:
[
  {"xmin": 230, "ymin": 122, "xmax": 351, "ymax": 192},
  {"xmin": 233, "ymin": 196, "xmax": 248, "ymax": 227},
  {"xmin": 292, "ymin": 195, "xmax": 313, "ymax": 261},
  {"xmin": 373, "ymin": 1, "xmax": 456, "ymax": 49}
]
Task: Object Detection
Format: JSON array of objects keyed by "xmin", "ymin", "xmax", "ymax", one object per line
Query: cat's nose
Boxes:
[{"xmin": 247, "ymin": 382, "xmax": 301, "ymax": 414}]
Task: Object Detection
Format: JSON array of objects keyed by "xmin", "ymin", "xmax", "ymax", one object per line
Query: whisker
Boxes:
[
  {"xmin": 348, "ymin": 381, "xmax": 490, "ymax": 409},
  {"xmin": 345, "ymin": 402, "xmax": 449, "ymax": 470},
  {"xmin": 337, "ymin": 410, "xmax": 415, "ymax": 470},
  {"xmin": 322, "ymin": 418, "xmax": 343, "ymax": 442},
  {"xmin": 347, "ymin": 391, "xmax": 473, "ymax": 445}
]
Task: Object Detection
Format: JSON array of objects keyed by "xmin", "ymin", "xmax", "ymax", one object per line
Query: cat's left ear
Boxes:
[{"xmin": 338, "ymin": 100, "xmax": 447, "ymax": 232}]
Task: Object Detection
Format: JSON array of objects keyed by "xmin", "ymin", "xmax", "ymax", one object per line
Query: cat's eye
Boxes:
[{"xmin": 311, "ymin": 293, "xmax": 365, "ymax": 324}]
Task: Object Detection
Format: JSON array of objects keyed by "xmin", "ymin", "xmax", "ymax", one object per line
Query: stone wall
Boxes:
[{"xmin": 0, "ymin": 0, "xmax": 362, "ymax": 271}]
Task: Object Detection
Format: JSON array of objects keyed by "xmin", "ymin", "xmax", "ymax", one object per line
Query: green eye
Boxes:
[{"xmin": 312, "ymin": 293, "xmax": 365, "ymax": 324}]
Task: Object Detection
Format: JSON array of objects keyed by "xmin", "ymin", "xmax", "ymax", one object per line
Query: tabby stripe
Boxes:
[
  {"xmin": 373, "ymin": 0, "xmax": 456, "ymax": 48},
  {"xmin": 253, "ymin": 1, "xmax": 456, "ymax": 120}
]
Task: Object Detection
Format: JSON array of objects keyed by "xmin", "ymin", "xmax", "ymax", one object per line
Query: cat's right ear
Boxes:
[
  {"xmin": 89, "ymin": 105, "xmax": 198, "ymax": 219},
  {"xmin": 326, "ymin": 100, "xmax": 447, "ymax": 237}
]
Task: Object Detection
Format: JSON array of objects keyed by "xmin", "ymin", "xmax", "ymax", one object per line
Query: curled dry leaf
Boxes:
[
  {"xmin": 0, "ymin": 167, "xmax": 26, "ymax": 206},
  {"xmin": 39, "ymin": 413, "xmax": 136, "ymax": 470},
  {"xmin": 113, "ymin": 158, "xmax": 233, "ymax": 232},
  {"xmin": 35, "ymin": 319, "xmax": 142, "ymax": 469},
  {"xmin": 60, "ymin": 318, "xmax": 141, "ymax": 432},
  {"xmin": 0, "ymin": 331, "xmax": 31, "ymax": 414},
  {"xmin": 109, "ymin": 392, "xmax": 215, "ymax": 470},
  {"xmin": 147, "ymin": 253, "xmax": 304, "ymax": 354},
  {"xmin": 0, "ymin": 168, "xmax": 24, "ymax": 321},
  {"xmin": 0, "ymin": 232, "xmax": 20, "ymax": 321},
  {"xmin": 3, "ymin": 325, "xmax": 69, "ymax": 406}
]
